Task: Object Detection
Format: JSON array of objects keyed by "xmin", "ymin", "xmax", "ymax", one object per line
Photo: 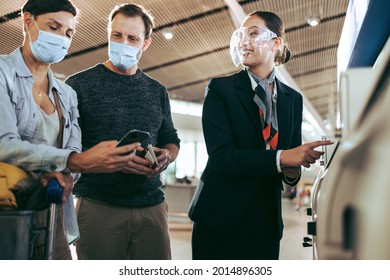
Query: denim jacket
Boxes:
[
  {"xmin": 0, "ymin": 48, "xmax": 82, "ymax": 173},
  {"xmin": 0, "ymin": 48, "xmax": 82, "ymax": 243}
]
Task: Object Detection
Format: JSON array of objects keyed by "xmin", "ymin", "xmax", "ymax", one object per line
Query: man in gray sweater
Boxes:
[{"xmin": 65, "ymin": 3, "xmax": 180, "ymax": 260}]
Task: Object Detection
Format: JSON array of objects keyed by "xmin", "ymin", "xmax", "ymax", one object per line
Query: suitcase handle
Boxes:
[{"xmin": 45, "ymin": 179, "xmax": 63, "ymax": 205}]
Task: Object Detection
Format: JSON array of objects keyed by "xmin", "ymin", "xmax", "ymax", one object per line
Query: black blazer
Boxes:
[{"xmin": 188, "ymin": 69, "xmax": 303, "ymax": 238}]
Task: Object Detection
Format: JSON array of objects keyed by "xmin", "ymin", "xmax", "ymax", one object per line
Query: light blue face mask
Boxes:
[
  {"xmin": 108, "ymin": 41, "xmax": 141, "ymax": 70},
  {"xmin": 28, "ymin": 20, "xmax": 71, "ymax": 64}
]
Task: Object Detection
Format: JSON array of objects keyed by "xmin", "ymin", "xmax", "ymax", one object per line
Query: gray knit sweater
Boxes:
[{"xmin": 65, "ymin": 64, "xmax": 180, "ymax": 207}]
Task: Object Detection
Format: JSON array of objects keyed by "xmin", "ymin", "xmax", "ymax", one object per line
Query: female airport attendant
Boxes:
[
  {"xmin": 0, "ymin": 0, "xmax": 140, "ymax": 259},
  {"xmin": 189, "ymin": 11, "xmax": 332, "ymax": 260}
]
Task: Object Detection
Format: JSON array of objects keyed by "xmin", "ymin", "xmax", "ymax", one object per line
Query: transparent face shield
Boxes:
[{"xmin": 230, "ymin": 26, "xmax": 278, "ymax": 66}]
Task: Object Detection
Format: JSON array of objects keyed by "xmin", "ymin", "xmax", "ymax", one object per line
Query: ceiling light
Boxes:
[
  {"xmin": 162, "ymin": 27, "xmax": 174, "ymax": 40},
  {"xmin": 306, "ymin": 12, "xmax": 321, "ymax": 27}
]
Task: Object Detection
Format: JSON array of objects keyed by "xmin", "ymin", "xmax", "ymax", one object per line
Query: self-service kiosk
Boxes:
[{"xmin": 307, "ymin": 37, "xmax": 390, "ymax": 259}]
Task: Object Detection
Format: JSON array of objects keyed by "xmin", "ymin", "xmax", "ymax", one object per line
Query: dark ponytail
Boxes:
[{"xmin": 275, "ymin": 45, "xmax": 292, "ymax": 65}]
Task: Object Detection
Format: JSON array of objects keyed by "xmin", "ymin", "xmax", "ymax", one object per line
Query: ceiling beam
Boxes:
[
  {"xmin": 0, "ymin": 10, "xmax": 19, "ymax": 23},
  {"xmin": 285, "ymin": 13, "xmax": 346, "ymax": 33},
  {"xmin": 293, "ymin": 44, "xmax": 338, "ymax": 60},
  {"xmin": 224, "ymin": 0, "xmax": 247, "ymax": 28},
  {"xmin": 301, "ymin": 79, "xmax": 337, "ymax": 91},
  {"xmin": 292, "ymin": 64, "xmax": 337, "ymax": 79},
  {"xmin": 144, "ymin": 46, "xmax": 229, "ymax": 72}
]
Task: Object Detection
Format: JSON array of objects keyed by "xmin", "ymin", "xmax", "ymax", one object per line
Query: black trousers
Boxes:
[
  {"xmin": 191, "ymin": 186, "xmax": 281, "ymax": 260},
  {"xmin": 192, "ymin": 222, "xmax": 280, "ymax": 260}
]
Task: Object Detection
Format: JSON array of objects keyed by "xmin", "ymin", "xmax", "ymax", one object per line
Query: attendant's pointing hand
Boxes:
[{"xmin": 280, "ymin": 140, "xmax": 333, "ymax": 168}]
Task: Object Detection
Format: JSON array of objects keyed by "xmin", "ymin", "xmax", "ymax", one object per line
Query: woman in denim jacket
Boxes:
[{"xmin": 0, "ymin": 0, "xmax": 142, "ymax": 259}]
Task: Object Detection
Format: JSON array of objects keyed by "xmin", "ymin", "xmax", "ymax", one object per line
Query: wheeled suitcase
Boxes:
[{"xmin": 0, "ymin": 179, "xmax": 63, "ymax": 260}]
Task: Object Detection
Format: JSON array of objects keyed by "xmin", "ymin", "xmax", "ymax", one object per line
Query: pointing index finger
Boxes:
[{"xmin": 307, "ymin": 140, "xmax": 334, "ymax": 149}]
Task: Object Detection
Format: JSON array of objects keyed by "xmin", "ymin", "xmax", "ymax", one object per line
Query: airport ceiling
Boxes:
[{"xmin": 0, "ymin": 0, "xmax": 350, "ymax": 122}]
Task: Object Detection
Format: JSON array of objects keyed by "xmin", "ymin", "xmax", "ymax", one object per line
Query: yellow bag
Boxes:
[{"xmin": 0, "ymin": 162, "xmax": 28, "ymax": 209}]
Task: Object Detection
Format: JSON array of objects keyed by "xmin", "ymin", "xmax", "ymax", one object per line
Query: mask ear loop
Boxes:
[
  {"xmin": 26, "ymin": 22, "xmax": 33, "ymax": 43},
  {"xmin": 27, "ymin": 17, "xmax": 39, "ymax": 44},
  {"xmin": 135, "ymin": 48, "xmax": 142, "ymax": 60}
]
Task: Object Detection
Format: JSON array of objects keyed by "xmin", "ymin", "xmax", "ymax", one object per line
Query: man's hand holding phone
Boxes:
[
  {"xmin": 67, "ymin": 140, "xmax": 141, "ymax": 173},
  {"xmin": 116, "ymin": 129, "xmax": 150, "ymax": 148}
]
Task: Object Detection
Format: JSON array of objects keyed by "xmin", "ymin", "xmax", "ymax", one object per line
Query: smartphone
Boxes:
[{"xmin": 116, "ymin": 129, "xmax": 150, "ymax": 147}]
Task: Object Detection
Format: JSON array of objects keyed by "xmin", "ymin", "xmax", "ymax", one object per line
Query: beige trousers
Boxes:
[{"xmin": 75, "ymin": 197, "xmax": 171, "ymax": 260}]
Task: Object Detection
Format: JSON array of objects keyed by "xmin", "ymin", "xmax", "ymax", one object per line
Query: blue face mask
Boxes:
[
  {"xmin": 108, "ymin": 41, "xmax": 141, "ymax": 70},
  {"xmin": 28, "ymin": 20, "xmax": 71, "ymax": 64}
]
